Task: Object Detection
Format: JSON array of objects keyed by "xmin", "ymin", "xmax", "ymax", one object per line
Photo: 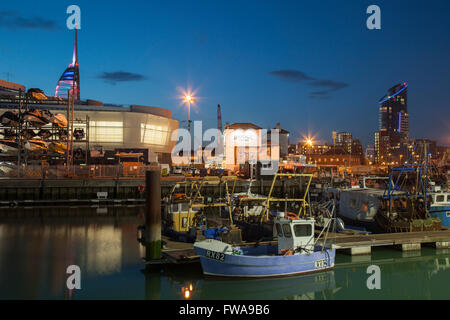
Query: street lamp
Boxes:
[
  {"xmin": 306, "ymin": 138, "xmax": 313, "ymax": 164},
  {"xmin": 183, "ymin": 94, "xmax": 196, "ymax": 133}
]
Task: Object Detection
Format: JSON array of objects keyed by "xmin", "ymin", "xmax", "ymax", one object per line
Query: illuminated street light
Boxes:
[{"xmin": 183, "ymin": 94, "xmax": 196, "ymax": 132}]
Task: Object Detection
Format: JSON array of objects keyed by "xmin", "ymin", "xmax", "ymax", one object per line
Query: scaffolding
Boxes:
[{"xmin": 0, "ymin": 89, "xmax": 90, "ymax": 177}]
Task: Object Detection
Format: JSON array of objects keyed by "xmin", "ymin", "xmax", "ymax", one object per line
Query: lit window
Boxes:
[
  {"xmin": 90, "ymin": 121, "xmax": 123, "ymax": 143},
  {"xmin": 141, "ymin": 123, "xmax": 169, "ymax": 145}
]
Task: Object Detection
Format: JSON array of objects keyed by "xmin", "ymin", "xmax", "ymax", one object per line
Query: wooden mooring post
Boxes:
[{"xmin": 144, "ymin": 170, "xmax": 162, "ymax": 260}]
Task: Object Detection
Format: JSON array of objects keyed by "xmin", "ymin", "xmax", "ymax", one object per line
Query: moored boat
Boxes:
[
  {"xmin": 194, "ymin": 214, "xmax": 335, "ymax": 278},
  {"xmin": 428, "ymin": 186, "xmax": 450, "ymax": 227},
  {"xmin": 0, "ymin": 111, "xmax": 21, "ymax": 127}
]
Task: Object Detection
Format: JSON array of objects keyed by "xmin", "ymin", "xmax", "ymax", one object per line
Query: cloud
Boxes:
[
  {"xmin": 97, "ymin": 71, "xmax": 147, "ymax": 85},
  {"xmin": 269, "ymin": 69, "xmax": 348, "ymax": 98},
  {"xmin": 268, "ymin": 69, "xmax": 315, "ymax": 82},
  {"xmin": 309, "ymin": 79, "xmax": 349, "ymax": 95},
  {"xmin": 0, "ymin": 11, "xmax": 61, "ymax": 30}
]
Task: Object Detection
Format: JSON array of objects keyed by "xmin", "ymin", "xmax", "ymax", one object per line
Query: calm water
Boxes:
[{"xmin": 0, "ymin": 206, "xmax": 449, "ymax": 300}]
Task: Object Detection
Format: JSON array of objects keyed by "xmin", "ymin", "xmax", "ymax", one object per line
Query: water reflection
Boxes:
[
  {"xmin": 0, "ymin": 206, "xmax": 144, "ymax": 299},
  {"xmin": 141, "ymin": 247, "xmax": 450, "ymax": 300},
  {"xmin": 0, "ymin": 206, "xmax": 450, "ymax": 299}
]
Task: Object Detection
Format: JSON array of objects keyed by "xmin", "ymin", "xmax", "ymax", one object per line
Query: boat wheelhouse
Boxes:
[{"xmin": 429, "ymin": 186, "xmax": 450, "ymax": 227}]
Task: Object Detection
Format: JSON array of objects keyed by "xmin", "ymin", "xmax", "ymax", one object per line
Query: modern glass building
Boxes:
[{"xmin": 378, "ymin": 82, "xmax": 409, "ymax": 141}]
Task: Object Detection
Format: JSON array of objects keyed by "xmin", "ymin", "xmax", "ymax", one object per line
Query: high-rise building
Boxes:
[
  {"xmin": 378, "ymin": 82, "xmax": 409, "ymax": 141},
  {"xmin": 374, "ymin": 130, "xmax": 390, "ymax": 164},
  {"xmin": 55, "ymin": 29, "xmax": 80, "ymax": 100},
  {"xmin": 335, "ymin": 132, "xmax": 353, "ymax": 153},
  {"xmin": 375, "ymin": 83, "xmax": 410, "ymax": 164}
]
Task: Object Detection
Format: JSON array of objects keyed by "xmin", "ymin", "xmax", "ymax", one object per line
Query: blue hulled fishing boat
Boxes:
[{"xmin": 194, "ymin": 214, "xmax": 335, "ymax": 278}]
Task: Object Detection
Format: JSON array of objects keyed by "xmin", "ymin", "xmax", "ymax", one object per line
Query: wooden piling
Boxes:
[{"xmin": 145, "ymin": 170, "xmax": 162, "ymax": 260}]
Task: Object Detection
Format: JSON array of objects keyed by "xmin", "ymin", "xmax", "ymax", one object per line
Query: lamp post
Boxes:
[
  {"xmin": 184, "ymin": 95, "xmax": 195, "ymax": 133},
  {"xmin": 306, "ymin": 139, "xmax": 313, "ymax": 164}
]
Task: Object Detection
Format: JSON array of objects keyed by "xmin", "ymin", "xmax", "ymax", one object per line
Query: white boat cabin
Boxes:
[
  {"xmin": 430, "ymin": 186, "xmax": 450, "ymax": 207},
  {"xmin": 273, "ymin": 215, "xmax": 315, "ymax": 254}
]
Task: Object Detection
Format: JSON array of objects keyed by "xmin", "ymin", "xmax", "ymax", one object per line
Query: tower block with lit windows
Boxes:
[
  {"xmin": 55, "ymin": 29, "xmax": 80, "ymax": 100},
  {"xmin": 375, "ymin": 82, "xmax": 409, "ymax": 165}
]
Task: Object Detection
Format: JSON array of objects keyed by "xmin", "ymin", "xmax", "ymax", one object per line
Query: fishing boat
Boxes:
[
  {"xmin": 48, "ymin": 142, "xmax": 67, "ymax": 155},
  {"xmin": 194, "ymin": 213, "xmax": 335, "ymax": 278},
  {"xmin": 428, "ymin": 186, "xmax": 450, "ymax": 227},
  {"xmin": 0, "ymin": 111, "xmax": 21, "ymax": 127},
  {"xmin": 51, "ymin": 113, "xmax": 68, "ymax": 128},
  {"xmin": 25, "ymin": 139, "xmax": 48, "ymax": 153}
]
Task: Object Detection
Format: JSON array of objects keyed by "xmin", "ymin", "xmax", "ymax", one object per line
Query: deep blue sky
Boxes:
[{"xmin": 0, "ymin": 0, "xmax": 449, "ymax": 146}]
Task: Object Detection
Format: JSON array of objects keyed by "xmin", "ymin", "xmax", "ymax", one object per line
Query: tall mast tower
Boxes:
[{"xmin": 55, "ymin": 28, "xmax": 80, "ymax": 100}]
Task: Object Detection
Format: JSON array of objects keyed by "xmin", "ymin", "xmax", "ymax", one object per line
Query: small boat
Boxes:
[
  {"xmin": 21, "ymin": 129, "xmax": 37, "ymax": 140},
  {"xmin": 25, "ymin": 139, "xmax": 48, "ymax": 153},
  {"xmin": 0, "ymin": 111, "xmax": 21, "ymax": 127},
  {"xmin": 37, "ymin": 129, "xmax": 52, "ymax": 139},
  {"xmin": 48, "ymin": 142, "xmax": 67, "ymax": 155},
  {"xmin": 51, "ymin": 113, "xmax": 68, "ymax": 128},
  {"xmin": 429, "ymin": 186, "xmax": 450, "ymax": 227},
  {"xmin": 194, "ymin": 214, "xmax": 335, "ymax": 278},
  {"xmin": 0, "ymin": 139, "xmax": 19, "ymax": 153},
  {"xmin": 2, "ymin": 129, "xmax": 16, "ymax": 139},
  {"xmin": 27, "ymin": 88, "xmax": 48, "ymax": 101},
  {"xmin": 23, "ymin": 109, "xmax": 49, "ymax": 127}
]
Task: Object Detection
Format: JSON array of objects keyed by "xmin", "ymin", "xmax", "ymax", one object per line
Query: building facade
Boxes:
[
  {"xmin": 0, "ymin": 102, "xmax": 179, "ymax": 164},
  {"xmin": 375, "ymin": 82, "xmax": 410, "ymax": 164}
]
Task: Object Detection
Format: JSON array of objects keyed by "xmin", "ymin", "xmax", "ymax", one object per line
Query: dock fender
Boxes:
[{"xmin": 336, "ymin": 218, "xmax": 345, "ymax": 231}]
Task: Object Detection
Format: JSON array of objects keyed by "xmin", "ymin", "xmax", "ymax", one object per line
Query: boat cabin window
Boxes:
[
  {"xmin": 350, "ymin": 199, "xmax": 357, "ymax": 209},
  {"xmin": 275, "ymin": 223, "xmax": 283, "ymax": 237},
  {"xmin": 436, "ymin": 195, "xmax": 445, "ymax": 202},
  {"xmin": 282, "ymin": 224, "xmax": 292, "ymax": 238},
  {"xmin": 294, "ymin": 224, "xmax": 312, "ymax": 237},
  {"xmin": 181, "ymin": 203, "xmax": 189, "ymax": 211},
  {"xmin": 171, "ymin": 204, "xmax": 179, "ymax": 212}
]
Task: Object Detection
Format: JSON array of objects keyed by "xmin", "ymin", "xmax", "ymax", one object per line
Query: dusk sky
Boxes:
[{"xmin": 0, "ymin": 0, "xmax": 449, "ymax": 146}]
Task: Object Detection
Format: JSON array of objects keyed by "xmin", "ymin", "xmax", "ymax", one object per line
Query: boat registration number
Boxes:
[
  {"xmin": 314, "ymin": 259, "xmax": 327, "ymax": 269},
  {"xmin": 205, "ymin": 250, "xmax": 225, "ymax": 262}
]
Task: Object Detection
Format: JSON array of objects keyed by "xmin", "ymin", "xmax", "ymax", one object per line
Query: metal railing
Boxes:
[{"xmin": 1, "ymin": 164, "xmax": 160, "ymax": 179}]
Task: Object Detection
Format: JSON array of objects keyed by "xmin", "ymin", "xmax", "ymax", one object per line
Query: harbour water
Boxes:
[{"xmin": 0, "ymin": 206, "xmax": 449, "ymax": 300}]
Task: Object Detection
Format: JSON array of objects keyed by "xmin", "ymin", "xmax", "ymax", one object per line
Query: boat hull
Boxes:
[
  {"xmin": 429, "ymin": 206, "xmax": 450, "ymax": 227},
  {"xmin": 194, "ymin": 243, "xmax": 335, "ymax": 278}
]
